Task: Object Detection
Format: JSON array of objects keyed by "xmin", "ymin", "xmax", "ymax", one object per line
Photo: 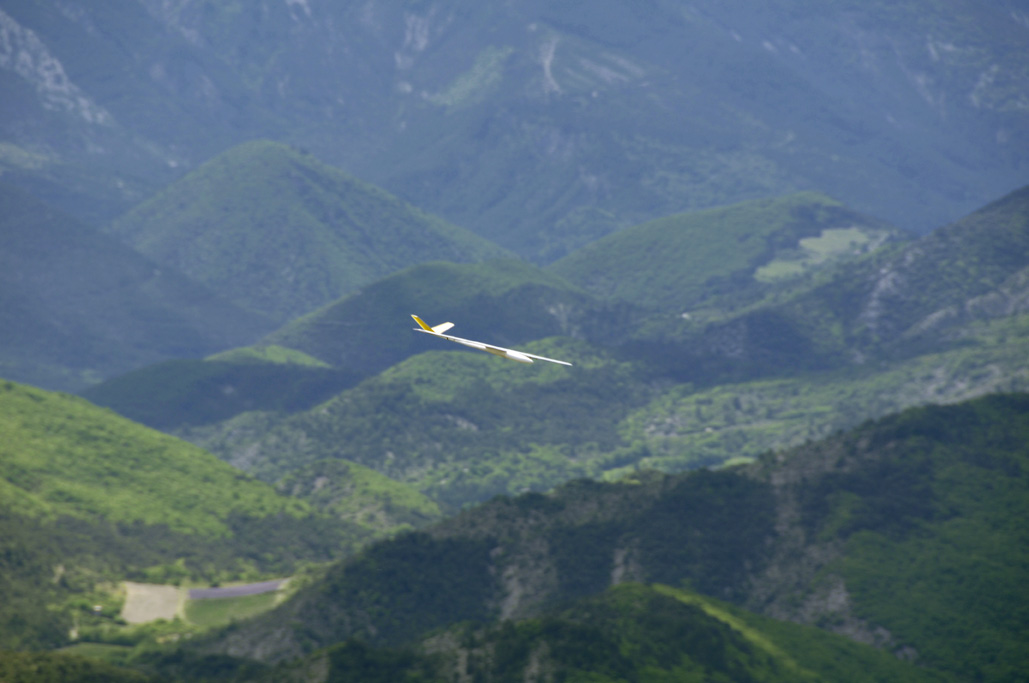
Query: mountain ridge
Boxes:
[
  {"xmin": 83, "ymin": 187, "xmax": 1029, "ymax": 513},
  {"xmin": 191, "ymin": 392, "xmax": 1029, "ymax": 682},
  {"xmin": 0, "ymin": 182, "xmax": 273, "ymax": 391},
  {"xmin": 107, "ymin": 140, "xmax": 512, "ymax": 323},
  {"xmin": 549, "ymin": 191, "xmax": 902, "ymax": 311},
  {"xmin": 3, "ymin": 1, "xmax": 1026, "ymax": 258}
]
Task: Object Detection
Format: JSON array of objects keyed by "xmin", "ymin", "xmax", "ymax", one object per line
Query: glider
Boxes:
[{"xmin": 411, "ymin": 314, "xmax": 572, "ymax": 366}]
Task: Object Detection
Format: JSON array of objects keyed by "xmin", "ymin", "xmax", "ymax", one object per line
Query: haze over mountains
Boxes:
[
  {"xmin": 0, "ymin": 183, "xmax": 271, "ymax": 389},
  {"xmin": 1, "ymin": 1, "xmax": 1028, "ymax": 682},
  {"xmin": 2, "ymin": 0, "xmax": 1027, "ymax": 255},
  {"xmin": 107, "ymin": 140, "xmax": 511, "ymax": 323}
]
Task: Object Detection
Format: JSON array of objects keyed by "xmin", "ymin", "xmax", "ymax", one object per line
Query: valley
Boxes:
[{"xmin": 1, "ymin": 2, "xmax": 1027, "ymax": 681}]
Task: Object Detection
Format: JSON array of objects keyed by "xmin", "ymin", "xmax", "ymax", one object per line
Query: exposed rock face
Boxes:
[
  {"xmin": 0, "ymin": 9, "xmax": 112, "ymax": 125},
  {"xmin": 5, "ymin": 1, "xmax": 1028, "ymax": 249}
]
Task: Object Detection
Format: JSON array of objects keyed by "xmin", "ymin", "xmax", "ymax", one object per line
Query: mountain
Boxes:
[
  {"xmin": 625, "ymin": 183, "xmax": 1029, "ymax": 383},
  {"xmin": 195, "ymin": 393, "xmax": 1029, "ymax": 682},
  {"xmin": 0, "ymin": 378, "xmax": 438, "ymax": 650},
  {"xmin": 0, "ymin": 183, "xmax": 272, "ymax": 391},
  {"xmin": 275, "ymin": 459, "xmax": 442, "ymax": 533},
  {"xmin": 3, "ymin": 1, "xmax": 1027, "ymax": 260},
  {"xmin": 828, "ymin": 183, "xmax": 1029, "ymax": 353},
  {"xmin": 179, "ymin": 337, "xmax": 639, "ymax": 509},
  {"xmin": 549, "ymin": 191, "xmax": 902, "ymax": 311},
  {"xmin": 262, "ymin": 584, "xmax": 943, "ymax": 683},
  {"xmin": 151, "ymin": 313, "xmax": 1029, "ymax": 515},
  {"xmin": 106, "ymin": 140, "xmax": 511, "ymax": 323},
  {"xmin": 81, "ymin": 258, "xmax": 634, "ymax": 432},
  {"xmin": 618, "ymin": 314, "xmax": 1029, "ymax": 473},
  {"xmin": 0, "ymin": 378, "xmax": 343, "ymax": 543},
  {"xmin": 0, "ymin": 0, "xmax": 276, "ymax": 224},
  {"xmin": 261, "ymin": 258, "xmax": 630, "ymax": 373},
  {"xmin": 357, "ymin": 0, "xmax": 1028, "ymax": 257},
  {"xmin": 84, "ymin": 189, "xmax": 1029, "ymax": 512},
  {"xmin": 79, "ymin": 352, "xmax": 360, "ymax": 430}
]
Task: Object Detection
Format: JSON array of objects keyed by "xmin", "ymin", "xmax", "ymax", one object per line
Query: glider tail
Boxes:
[{"xmin": 411, "ymin": 314, "xmax": 454, "ymax": 334}]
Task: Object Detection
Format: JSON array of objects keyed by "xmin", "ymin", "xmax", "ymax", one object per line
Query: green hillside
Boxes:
[
  {"xmin": 625, "ymin": 184, "xmax": 1029, "ymax": 383},
  {"xmin": 0, "ymin": 378, "xmax": 424, "ymax": 650},
  {"xmin": 84, "ymin": 188, "xmax": 1029, "ymax": 517},
  {"xmin": 181, "ymin": 311, "xmax": 1027, "ymax": 512},
  {"xmin": 181, "ymin": 337, "xmax": 641, "ymax": 509},
  {"xmin": 261, "ymin": 258, "xmax": 624, "ymax": 372},
  {"xmin": 0, "ymin": 183, "xmax": 271, "ymax": 391},
  {"xmin": 264, "ymin": 583, "xmax": 942, "ymax": 683},
  {"xmin": 81, "ymin": 258, "xmax": 627, "ymax": 431},
  {"xmin": 276, "ymin": 459, "xmax": 442, "ymax": 532},
  {"xmin": 107, "ymin": 140, "xmax": 511, "ymax": 322},
  {"xmin": 619, "ymin": 314, "xmax": 1029, "ymax": 473},
  {"xmin": 80, "ymin": 356, "xmax": 360, "ymax": 430},
  {"xmin": 772, "ymin": 183, "xmax": 1029, "ymax": 357},
  {"xmin": 438, "ymin": 583, "xmax": 947, "ymax": 683},
  {"xmin": 747, "ymin": 393, "xmax": 1029, "ymax": 682},
  {"xmin": 195, "ymin": 393, "xmax": 1028, "ymax": 682},
  {"xmin": 0, "ymin": 379, "xmax": 308, "ymax": 536},
  {"xmin": 549, "ymin": 192, "xmax": 900, "ymax": 311}
]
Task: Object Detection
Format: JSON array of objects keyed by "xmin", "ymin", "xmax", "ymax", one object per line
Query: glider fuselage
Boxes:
[{"xmin": 411, "ymin": 315, "xmax": 571, "ymax": 366}]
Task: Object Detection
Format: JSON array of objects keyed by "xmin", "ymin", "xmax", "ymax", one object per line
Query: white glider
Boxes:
[{"xmin": 411, "ymin": 315, "xmax": 572, "ymax": 366}]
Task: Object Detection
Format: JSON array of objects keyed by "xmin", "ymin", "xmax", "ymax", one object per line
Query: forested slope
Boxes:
[{"xmin": 197, "ymin": 393, "xmax": 1029, "ymax": 681}]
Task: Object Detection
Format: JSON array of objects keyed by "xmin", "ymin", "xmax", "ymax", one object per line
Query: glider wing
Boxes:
[{"xmin": 411, "ymin": 314, "xmax": 572, "ymax": 366}]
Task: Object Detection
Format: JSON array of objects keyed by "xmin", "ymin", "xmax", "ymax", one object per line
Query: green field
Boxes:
[{"xmin": 183, "ymin": 592, "xmax": 281, "ymax": 628}]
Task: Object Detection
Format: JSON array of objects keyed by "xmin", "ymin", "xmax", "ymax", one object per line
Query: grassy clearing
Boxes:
[
  {"xmin": 754, "ymin": 226, "xmax": 880, "ymax": 282},
  {"xmin": 184, "ymin": 591, "xmax": 281, "ymax": 628}
]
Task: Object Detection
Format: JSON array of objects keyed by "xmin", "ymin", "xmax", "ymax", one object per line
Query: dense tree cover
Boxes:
[
  {"xmin": 260, "ymin": 584, "xmax": 946, "ymax": 683},
  {"xmin": 814, "ymin": 395, "xmax": 1029, "ymax": 681},
  {"xmin": 284, "ymin": 531, "xmax": 497, "ymax": 648},
  {"xmin": 0, "ymin": 184, "xmax": 270, "ymax": 392},
  {"xmin": 189, "ymin": 466, "xmax": 779, "ymax": 662},
  {"xmin": 0, "ymin": 651, "xmax": 152, "ymax": 683},
  {"xmin": 621, "ymin": 317, "xmax": 1029, "ymax": 471},
  {"xmin": 0, "ymin": 511, "xmax": 69, "ymax": 650},
  {"xmin": 78, "ymin": 183, "xmax": 1029, "ymax": 523},
  {"xmin": 107, "ymin": 141, "xmax": 509, "ymax": 323},
  {"xmin": 190, "ymin": 393, "xmax": 1026, "ymax": 683},
  {"xmin": 0, "ymin": 379, "xmax": 372, "ymax": 650},
  {"xmin": 747, "ymin": 393, "xmax": 1029, "ymax": 682},
  {"xmin": 201, "ymin": 340, "xmax": 652, "ymax": 508},
  {"xmin": 179, "ymin": 312, "xmax": 1028, "ymax": 515},
  {"xmin": 0, "ymin": 379, "xmax": 317, "ymax": 536},
  {"xmin": 276, "ymin": 459, "xmax": 442, "ymax": 532},
  {"xmin": 82, "ymin": 359, "xmax": 360, "ymax": 429},
  {"xmin": 549, "ymin": 191, "xmax": 899, "ymax": 311}
]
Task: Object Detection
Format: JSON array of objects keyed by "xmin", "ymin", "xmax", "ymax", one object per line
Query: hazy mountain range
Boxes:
[
  {"xmin": 1, "ymin": 2, "xmax": 1028, "ymax": 682},
  {"xmin": 2, "ymin": 0, "xmax": 1027, "ymax": 255}
]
